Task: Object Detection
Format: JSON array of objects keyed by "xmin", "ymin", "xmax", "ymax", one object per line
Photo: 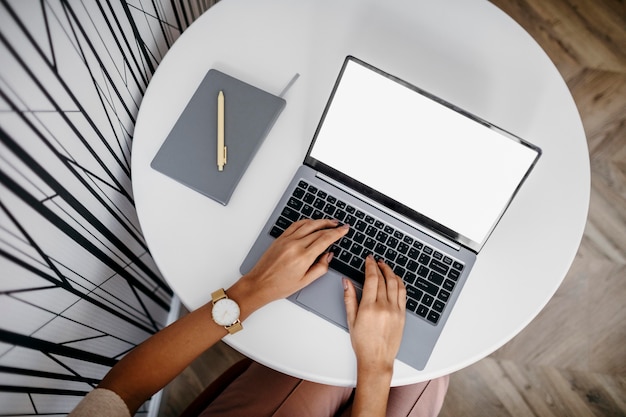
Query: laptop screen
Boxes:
[{"xmin": 306, "ymin": 57, "xmax": 540, "ymax": 251}]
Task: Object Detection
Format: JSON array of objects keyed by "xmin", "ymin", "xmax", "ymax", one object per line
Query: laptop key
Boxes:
[
  {"xmin": 428, "ymin": 271, "xmax": 445, "ymax": 286},
  {"xmin": 313, "ymin": 198, "xmax": 325, "ymax": 209},
  {"xmin": 397, "ymin": 242, "xmax": 409, "ymax": 254},
  {"xmin": 406, "ymin": 284, "xmax": 422, "ymax": 301},
  {"xmin": 417, "ymin": 265, "xmax": 429, "ymax": 278},
  {"xmin": 276, "ymin": 216, "xmax": 292, "ymax": 230},
  {"xmin": 323, "ymin": 204, "xmax": 335, "ymax": 216},
  {"xmin": 427, "ymin": 310, "xmax": 440, "ymax": 324},
  {"xmin": 293, "ymin": 187, "xmax": 305, "ymax": 199},
  {"xmin": 416, "ymin": 305, "xmax": 428, "ymax": 318},
  {"xmin": 350, "ymin": 256, "xmax": 363, "ymax": 270},
  {"xmin": 415, "ymin": 278, "xmax": 438, "ymax": 296},
  {"xmin": 406, "ymin": 298, "xmax": 419, "ymax": 312},
  {"xmin": 270, "ymin": 226, "xmax": 283, "ymax": 238},
  {"xmin": 433, "ymin": 300, "xmax": 445, "ymax": 312},
  {"xmin": 354, "ymin": 232, "xmax": 365, "ymax": 244},
  {"xmin": 407, "ymin": 260, "xmax": 419, "ymax": 273},
  {"xmin": 448, "ymin": 269, "xmax": 460, "ymax": 281},
  {"xmin": 422, "ymin": 294, "xmax": 434, "ymax": 307},
  {"xmin": 430, "ymin": 259, "xmax": 449, "ymax": 275},
  {"xmin": 287, "ymin": 197, "xmax": 303, "ymax": 210},
  {"xmin": 453, "ymin": 261, "xmax": 464, "ymax": 271},
  {"xmin": 351, "ymin": 243, "xmax": 364, "ymax": 256},
  {"xmin": 443, "ymin": 279, "xmax": 455, "ymax": 291},
  {"xmin": 302, "ymin": 204, "xmax": 314, "ymax": 216},
  {"xmin": 394, "ymin": 266, "xmax": 406, "ymax": 278},
  {"xmin": 281, "ymin": 207, "xmax": 300, "ymax": 222},
  {"xmin": 329, "ymin": 257, "xmax": 364, "ymax": 284},
  {"xmin": 385, "ymin": 248, "xmax": 397, "ymax": 261},
  {"xmin": 303, "ymin": 192, "xmax": 315, "ymax": 204},
  {"xmin": 339, "ymin": 250, "xmax": 352, "ymax": 263}
]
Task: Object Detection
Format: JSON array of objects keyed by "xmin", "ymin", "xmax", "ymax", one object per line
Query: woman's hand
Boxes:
[
  {"xmin": 229, "ymin": 218, "xmax": 348, "ymax": 318},
  {"xmin": 344, "ymin": 255, "xmax": 406, "ymax": 416}
]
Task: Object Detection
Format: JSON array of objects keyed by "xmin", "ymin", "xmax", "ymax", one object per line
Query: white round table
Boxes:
[{"xmin": 131, "ymin": 0, "xmax": 589, "ymax": 386}]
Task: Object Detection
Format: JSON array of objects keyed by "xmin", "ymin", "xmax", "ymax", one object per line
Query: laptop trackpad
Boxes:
[{"xmin": 294, "ymin": 271, "xmax": 351, "ymax": 330}]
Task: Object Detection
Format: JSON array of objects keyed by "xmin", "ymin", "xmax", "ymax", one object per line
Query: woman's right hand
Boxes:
[{"xmin": 344, "ymin": 255, "xmax": 407, "ymax": 374}]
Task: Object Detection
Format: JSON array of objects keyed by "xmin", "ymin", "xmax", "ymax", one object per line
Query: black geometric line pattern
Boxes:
[{"xmin": 0, "ymin": 1, "xmax": 218, "ymax": 415}]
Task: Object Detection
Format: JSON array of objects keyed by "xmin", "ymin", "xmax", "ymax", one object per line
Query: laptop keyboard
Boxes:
[{"xmin": 269, "ymin": 180, "xmax": 465, "ymax": 326}]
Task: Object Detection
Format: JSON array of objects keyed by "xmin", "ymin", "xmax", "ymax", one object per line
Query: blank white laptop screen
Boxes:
[{"xmin": 309, "ymin": 59, "xmax": 540, "ymax": 247}]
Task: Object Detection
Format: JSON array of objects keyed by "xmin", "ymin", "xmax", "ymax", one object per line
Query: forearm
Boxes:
[
  {"xmin": 352, "ymin": 363, "xmax": 393, "ymax": 417},
  {"xmin": 98, "ymin": 280, "xmax": 256, "ymax": 414},
  {"xmin": 95, "ymin": 220, "xmax": 346, "ymax": 415}
]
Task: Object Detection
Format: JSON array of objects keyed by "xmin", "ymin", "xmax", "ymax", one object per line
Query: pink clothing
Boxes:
[
  {"xmin": 201, "ymin": 361, "xmax": 448, "ymax": 417},
  {"xmin": 70, "ymin": 361, "xmax": 448, "ymax": 417}
]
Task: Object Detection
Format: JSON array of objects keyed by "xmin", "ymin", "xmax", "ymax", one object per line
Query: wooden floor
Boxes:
[{"xmin": 158, "ymin": 0, "xmax": 626, "ymax": 416}]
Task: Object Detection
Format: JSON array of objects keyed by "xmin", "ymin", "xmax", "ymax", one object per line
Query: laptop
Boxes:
[{"xmin": 241, "ymin": 56, "xmax": 541, "ymax": 370}]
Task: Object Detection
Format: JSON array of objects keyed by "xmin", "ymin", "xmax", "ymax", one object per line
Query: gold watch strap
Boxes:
[
  {"xmin": 211, "ymin": 288, "xmax": 227, "ymax": 303},
  {"xmin": 226, "ymin": 321, "xmax": 243, "ymax": 334}
]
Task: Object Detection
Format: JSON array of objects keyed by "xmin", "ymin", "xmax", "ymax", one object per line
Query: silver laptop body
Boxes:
[{"xmin": 241, "ymin": 56, "xmax": 541, "ymax": 370}]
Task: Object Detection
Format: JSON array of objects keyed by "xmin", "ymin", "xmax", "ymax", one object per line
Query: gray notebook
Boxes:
[{"xmin": 151, "ymin": 69, "xmax": 286, "ymax": 205}]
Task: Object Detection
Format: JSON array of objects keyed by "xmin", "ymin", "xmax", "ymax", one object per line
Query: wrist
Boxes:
[
  {"xmin": 356, "ymin": 359, "xmax": 394, "ymax": 380},
  {"xmin": 224, "ymin": 278, "xmax": 263, "ymax": 322}
]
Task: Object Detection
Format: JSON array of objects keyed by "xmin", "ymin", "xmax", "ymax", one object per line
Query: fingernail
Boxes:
[
  {"xmin": 342, "ymin": 278, "xmax": 349, "ymax": 291},
  {"xmin": 326, "ymin": 252, "xmax": 334, "ymax": 262}
]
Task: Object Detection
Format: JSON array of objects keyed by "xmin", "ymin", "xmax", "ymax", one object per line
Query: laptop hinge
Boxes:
[{"xmin": 316, "ymin": 173, "xmax": 462, "ymax": 251}]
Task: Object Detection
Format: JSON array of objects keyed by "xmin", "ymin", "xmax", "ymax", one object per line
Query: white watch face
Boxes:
[{"xmin": 212, "ymin": 298, "xmax": 240, "ymax": 326}]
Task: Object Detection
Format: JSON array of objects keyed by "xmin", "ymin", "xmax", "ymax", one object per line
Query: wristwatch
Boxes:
[{"xmin": 211, "ymin": 288, "xmax": 243, "ymax": 334}]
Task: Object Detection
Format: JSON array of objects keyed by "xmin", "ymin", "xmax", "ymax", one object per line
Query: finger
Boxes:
[
  {"xmin": 279, "ymin": 218, "xmax": 312, "ymax": 238},
  {"xmin": 396, "ymin": 276, "xmax": 407, "ymax": 311},
  {"xmin": 343, "ymin": 278, "xmax": 358, "ymax": 331},
  {"xmin": 302, "ymin": 224, "xmax": 349, "ymax": 254},
  {"xmin": 361, "ymin": 255, "xmax": 380, "ymax": 304},
  {"xmin": 376, "ymin": 260, "xmax": 388, "ymax": 301},
  {"xmin": 302, "ymin": 251, "xmax": 333, "ymax": 285},
  {"xmin": 379, "ymin": 260, "xmax": 399, "ymax": 302},
  {"xmin": 288, "ymin": 218, "xmax": 340, "ymax": 240}
]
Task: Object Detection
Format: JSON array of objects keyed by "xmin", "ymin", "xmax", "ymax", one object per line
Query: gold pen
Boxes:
[{"xmin": 217, "ymin": 90, "xmax": 227, "ymax": 171}]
